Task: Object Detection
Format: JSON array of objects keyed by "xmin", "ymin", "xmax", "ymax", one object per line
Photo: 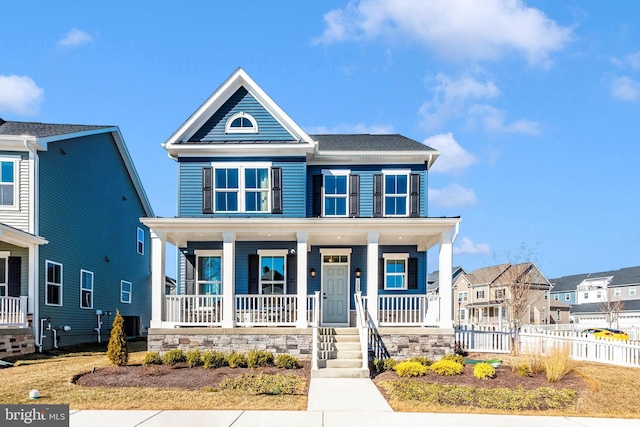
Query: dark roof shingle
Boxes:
[
  {"xmin": 311, "ymin": 134, "xmax": 437, "ymax": 152},
  {"xmin": 0, "ymin": 120, "xmax": 110, "ymax": 138}
]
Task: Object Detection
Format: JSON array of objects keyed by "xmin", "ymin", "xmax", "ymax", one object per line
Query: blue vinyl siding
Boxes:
[
  {"xmin": 178, "ymin": 157, "xmax": 305, "ymax": 217},
  {"xmin": 190, "ymin": 87, "xmax": 294, "ymax": 142},
  {"xmin": 307, "ymin": 165, "xmax": 427, "ymax": 218},
  {"xmin": 37, "ymin": 132, "xmax": 151, "ymax": 347}
]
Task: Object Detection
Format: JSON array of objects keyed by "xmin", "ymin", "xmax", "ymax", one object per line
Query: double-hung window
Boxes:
[
  {"xmin": 46, "ymin": 261, "xmax": 63, "ymax": 306},
  {"xmin": 80, "ymin": 270, "xmax": 93, "ymax": 309},
  {"xmin": 244, "ymin": 168, "xmax": 269, "ymax": 212},
  {"xmin": 121, "ymin": 281, "xmax": 132, "ymax": 303},
  {"xmin": 0, "ymin": 157, "xmax": 18, "ymax": 208},
  {"xmin": 323, "ymin": 170, "xmax": 348, "ymax": 217},
  {"xmin": 383, "ymin": 171, "xmax": 409, "ymax": 216},
  {"xmin": 215, "ymin": 168, "xmax": 239, "ymax": 212},
  {"xmin": 137, "ymin": 227, "xmax": 144, "ymax": 255},
  {"xmin": 259, "ymin": 251, "xmax": 286, "ymax": 295},
  {"xmin": 196, "ymin": 251, "xmax": 222, "ymax": 296},
  {"xmin": 383, "ymin": 253, "xmax": 409, "ymax": 290},
  {"xmin": 211, "ymin": 163, "xmax": 271, "ymax": 213},
  {"xmin": 476, "ymin": 290, "xmax": 485, "ymax": 299},
  {"xmin": 458, "ymin": 291, "xmax": 468, "ymax": 302}
]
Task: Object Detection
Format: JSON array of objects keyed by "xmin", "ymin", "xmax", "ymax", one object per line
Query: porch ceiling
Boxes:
[{"xmin": 141, "ymin": 217, "xmax": 460, "ymax": 251}]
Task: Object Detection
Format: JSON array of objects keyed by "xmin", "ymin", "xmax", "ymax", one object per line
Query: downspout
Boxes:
[{"xmin": 24, "ymin": 140, "xmax": 41, "ymax": 352}]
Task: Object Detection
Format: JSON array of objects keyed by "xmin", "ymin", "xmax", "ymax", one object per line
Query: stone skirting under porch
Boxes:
[
  {"xmin": 0, "ymin": 327, "xmax": 35, "ymax": 356},
  {"xmin": 371, "ymin": 327, "xmax": 455, "ymax": 360}
]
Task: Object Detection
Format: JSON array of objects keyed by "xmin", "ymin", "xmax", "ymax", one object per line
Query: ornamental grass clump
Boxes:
[
  {"xmin": 162, "ymin": 349, "xmax": 186, "ymax": 366},
  {"xmin": 394, "ymin": 361, "xmax": 428, "ymax": 377},
  {"xmin": 473, "ymin": 362, "xmax": 496, "ymax": 380},
  {"xmin": 202, "ymin": 350, "xmax": 228, "ymax": 369},
  {"xmin": 220, "ymin": 373, "xmax": 302, "ymax": 395},
  {"xmin": 247, "ymin": 349, "xmax": 274, "ymax": 368},
  {"xmin": 544, "ymin": 344, "xmax": 575, "ymax": 382},
  {"xmin": 430, "ymin": 359, "xmax": 464, "ymax": 376}
]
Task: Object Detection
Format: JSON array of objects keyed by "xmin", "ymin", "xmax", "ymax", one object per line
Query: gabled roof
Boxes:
[
  {"xmin": 571, "ymin": 300, "xmax": 640, "ymax": 314},
  {"xmin": 550, "ymin": 266, "xmax": 640, "ymax": 292},
  {"xmin": 460, "ymin": 263, "xmax": 551, "ymax": 288},
  {"xmin": 313, "ymin": 134, "xmax": 436, "ymax": 152},
  {"xmin": 0, "ymin": 119, "xmax": 153, "ymax": 217}
]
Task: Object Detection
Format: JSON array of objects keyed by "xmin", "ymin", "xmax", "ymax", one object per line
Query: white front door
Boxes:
[{"xmin": 322, "ymin": 263, "xmax": 349, "ymax": 325}]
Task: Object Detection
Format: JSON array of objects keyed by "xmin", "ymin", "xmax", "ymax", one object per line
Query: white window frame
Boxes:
[
  {"xmin": 553, "ymin": 294, "xmax": 559, "ymax": 301},
  {"xmin": 137, "ymin": 227, "xmax": 144, "ymax": 255},
  {"xmin": 0, "ymin": 251, "xmax": 9, "ymax": 297},
  {"xmin": 495, "ymin": 289, "xmax": 504, "ymax": 300},
  {"xmin": 476, "ymin": 290, "xmax": 485, "ymax": 299},
  {"xmin": 383, "ymin": 253, "xmax": 409, "ymax": 291},
  {"xmin": 458, "ymin": 291, "xmax": 468, "ymax": 302},
  {"xmin": 258, "ymin": 249, "xmax": 287, "ymax": 295},
  {"xmin": 121, "ymin": 280, "xmax": 132, "ymax": 304},
  {"xmin": 212, "ymin": 162, "xmax": 271, "ymax": 213},
  {"xmin": 565, "ymin": 293, "xmax": 571, "ymax": 301},
  {"xmin": 225, "ymin": 111, "xmax": 258, "ymax": 133},
  {"xmin": 0, "ymin": 156, "xmax": 19, "ymax": 210},
  {"xmin": 80, "ymin": 270, "xmax": 93, "ymax": 309},
  {"xmin": 382, "ymin": 169, "xmax": 410, "ymax": 217},
  {"xmin": 614, "ymin": 288, "xmax": 621, "ymax": 297},
  {"xmin": 45, "ymin": 260, "xmax": 63, "ymax": 307},
  {"xmin": 630, "ymin": 287, "xmax": 637, "ymax": 296},
  {"xmin": 195, "ymin": 250, "xmax": 223, "ymax": 296},
  {"xmin": 322, "ymin": 169, "xmax": 349, "ymax": 217}
]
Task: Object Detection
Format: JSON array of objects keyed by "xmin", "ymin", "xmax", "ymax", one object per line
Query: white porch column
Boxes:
[
  {"xmin": 366, "ymin": 232, "xmax": 379, "ymax": 326},
  {"xmin": 221, "ymin": 232, "xmax": 235, "ymax": 328},
  {"xmin": 150, "ymin": 231, "xmax": 166, "ymax": 328},
  {"xmin": 438, "ymin": 229, "xmax": 454, "ymax": 329},
  {"xmin": 27, "ymin": 244, "xmax": 37, "ymax": 314},
  {"xmin": 296, "ymin": 232, "xmax": 308, "ymax": 328}
]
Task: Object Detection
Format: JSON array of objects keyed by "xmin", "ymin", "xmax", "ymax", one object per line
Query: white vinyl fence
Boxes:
[{"xmin": 455, "ymin": 325, "xmax": 512, "ymax": 354}]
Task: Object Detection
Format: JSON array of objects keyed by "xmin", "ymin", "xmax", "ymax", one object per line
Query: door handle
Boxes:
[{"xmin": 323, "ymin": 293, "xmax": 327, "ymax": 300}]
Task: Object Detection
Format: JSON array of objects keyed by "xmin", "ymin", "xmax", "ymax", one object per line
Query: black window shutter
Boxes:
[
  {"xmin": 185, "ymin": 254, "xmax": 196, "ymax": 295},
  {"xmin": 286, "ymin": 254, "xmax": 297, "ymax": 295},
  {"xmin": 7, "ymin": 256, "xmax": 21, "ymax": 297},
  {"xmin": 349, "ymin": 174, "xmax": 360, "ymax": 217},
  {"xmin": 271, "ymin": 167, "xmax": 283, "ymax": 214},
  {"xmin": 202, "ymin": 167, "xmax": 213, "ymax": 214},
  {"xmin": 410, "ymin": 173, "xmax": 420, "ymax": 217},
  {"xmin": 408, "ymin": 257, "xmax": 418, "ymax": 290},
  {"xmin": 373, "ymin": 174, "xmax": 383, "ymax": 217},
  {"xmin": 378, "ymin": 258, "xmax": 385, "ymax": 290},
  {"xmin": 312, "ymin": 175, "xmax": 323, "ymax": 217},
  {"xmin": 248, "ymin": 254, "xmax": 259, "ymax": 294}
]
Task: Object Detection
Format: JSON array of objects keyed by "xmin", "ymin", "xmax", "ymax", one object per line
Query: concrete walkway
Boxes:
[{"xmin": 307, "ymin": 378, "xmax": 392, "ymax": 411}]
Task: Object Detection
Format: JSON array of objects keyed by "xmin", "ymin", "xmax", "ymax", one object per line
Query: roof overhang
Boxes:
[
  {"xmin": 141, "ymin": 217, "xmax": 461, "ymax": 251},
  {"xmin": 308, "ymin": 151, "xmax": 440, "ymax": 166},
  {"xmin": 0, "ymin": 223, "xmax": 48, "ymax": 247}
]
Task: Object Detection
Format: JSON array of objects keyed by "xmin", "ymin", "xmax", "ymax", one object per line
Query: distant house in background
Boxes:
[{"xmin": 0, "ymin": 118, "xmax": 153, "ymax": 355}]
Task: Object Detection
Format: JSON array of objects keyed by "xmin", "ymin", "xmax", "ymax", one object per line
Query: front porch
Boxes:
[{"xmin": 0, "ymin": 296, "xmax": 28, "ymax": 327}]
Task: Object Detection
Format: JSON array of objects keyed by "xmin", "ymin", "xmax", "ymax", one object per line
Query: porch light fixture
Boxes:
[
  {"xmin": 355, "ymin": 268, "xmax": 361, "ymax": 278},
  {"xmin": 310, "ymin": 268, "xmax": 316, "ymax": 278}
]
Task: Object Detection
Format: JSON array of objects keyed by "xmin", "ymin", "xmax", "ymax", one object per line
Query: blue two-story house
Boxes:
[
  {"xmin": 143, "ymin": 69, "xmax": 460, "ymax": 374},
  {"xmin": 0, "ymin": 119, "xmax": 153, "ymax": 354}
]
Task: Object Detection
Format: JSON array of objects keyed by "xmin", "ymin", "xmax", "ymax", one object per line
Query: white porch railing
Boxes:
[
  {"xmin": 235, "ymin": 295, "xmax": 298, "ymax": 326},
  {"xmin": 164, "ymin": 295, "xmax": 223, "ymax": 325},
  {"xmin": 0, "ymin": 296, "xmax": 28, "ymax": 327},
  {"xmin": 378, "ymin": 295, "xmax": 427, "ymax": 326},
  {"xmin": 354, "ymin": 291, "xmax": 369, "ymax": 370},
  {"xmin": 311, "ymin": 291, "xmax": 320, "ymax": 371}
]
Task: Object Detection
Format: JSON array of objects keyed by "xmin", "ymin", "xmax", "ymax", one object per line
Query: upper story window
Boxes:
[
  {"xmin": 565, "ymin": 293, "xmax": 570, "ymax": 301},
  {"xmin": 137, "ymin": 227, "xmax": 144, "ymax": 255},
  {"xmin": 196, "ymin": 250, "xmax": 222, "ymax": 295},
  {"xmin": 384, "ymin": 171, "xmax": 409, "ymax": 216},
  {"xmin": 203, "ymin": 163, "xmax": 279, "ymax": 214},
  {"xmin": 614, "ymin": 288, "xmax": 621, "ymax": 296},
  {"xmin": 476, "ymin": 290, "xmax": 485, "ymax": 299},
  {"xmin": 46, "ymin": 260, "xmax": 63, "ymax": 306},
  {"xmin": 458, "ymin": 291, "xmax": 468, "ymax": 302},
  {"xmin": 323, "ymin": 170, "xmax": 349, "ymax": 217},
  {"xmin": 225, "ymin": 112, "xmax": 258, "ymax": 133},
  {"xmin": 630, "ymin": 287, "xmax": 637, "ymax": 296},
  {"xmin": 0, "ymin": 157, "xmax": 18, "ymax": 209},
  {"xmin": 495, "ymin": 289, "xmax": 504, "ymax": 299},
  {"xmin": 553, "ymin": 294, "xmax": 559, "ymax": 301}
]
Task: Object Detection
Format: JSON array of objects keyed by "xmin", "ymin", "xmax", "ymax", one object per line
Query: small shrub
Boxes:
[
  {"xmin": 441, "ymin": 353, "xmax": 465, "ymax": 365},
  {"xmin": 162, "ymin": 349, "xmax": 186, "ymax": 366},
  {"xmin": 106, "ymin": 310, "xmax": 129, "ymax": 366},
  {"xmin": 372, "ymin": 357, "xmax": 385, "ymax": 373},
  {"xmin": 220, "ymin": 373, "xmax": 302, "ymax": 395},
  {"xmin": 473, "ymin": 362, "xmax": 496, "ymax": 380},
  {"xmin": 516, "ymin": 363, "xmax": 532, "ymax": 377},
  {"xmin": 227, "ymin": 351, "xmax": 248, "ymax": 368},
  {"xmin": 383, "ymin": 357, "xmax": 397, "ymax": 371},
  {"xmin": 247, "ymin": 349, "xmax": 274, "ymax": 368},
  {"xmin": 394, "ymin": 361, "xmax": 428, "ymax": 377},
  {"xmin": 186, "ymin": 349, "xmax": 203, "ymax": 368},
  {"xmin": 142, "ymin": 351, "xmax": 162, "ymax": 366},
  {"xmin": 430, "ymin": 359, "xmax": 464, "ymax": 376},
  {"xmin": 202, "ymin": 350, "xmax": 228, "ymax": 369},
  {"xmin": 544, "ymin": 345, "xmax": 575, "ymax": 382},
  {"xmin": 408, "ymin": 356, "xmax": 433, "ymax": 367},
  {"xmin": 274, "ymin": 353, "xmax": 300, "ymax": 369}
]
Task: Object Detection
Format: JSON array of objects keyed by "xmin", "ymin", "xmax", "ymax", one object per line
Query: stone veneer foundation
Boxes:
[
  {"xmin": 371, "ymin": 327, "xmax": 455, "ymax": 360},
  {"xmin": 0, "ymin": 328, "xmax": 35, "ymax": 356}
]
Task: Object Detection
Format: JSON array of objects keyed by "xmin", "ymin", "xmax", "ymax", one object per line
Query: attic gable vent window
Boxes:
[{"xmin": 225, "ymin": 112, "xmax": 258, "ymax": 134}]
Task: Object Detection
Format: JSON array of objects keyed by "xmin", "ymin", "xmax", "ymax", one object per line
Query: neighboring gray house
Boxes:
[{"xmin": 0, "ymin": 118, "xmax": 153, "ymax": 355}]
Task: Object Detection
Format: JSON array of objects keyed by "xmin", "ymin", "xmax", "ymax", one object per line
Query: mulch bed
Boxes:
[{"xmin": 74, "ymin": 361, "xmax": 312, "ymax": 390}]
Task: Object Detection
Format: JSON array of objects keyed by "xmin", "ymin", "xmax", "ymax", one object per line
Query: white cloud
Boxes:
[
  {"xmin": 305, "ymin": 123, "xmax": 394, "ymax": 134},
  {"xmin": 612, "ymin": 50, "xmax": 640, "ymax": 71},
  {"xmin": 423, "ymin": 133, "xmax": 477, "ymax": 174},
  {"xmin": 428, "ymin": 183, "xmax": 477, "ymax": 208},
  {"xmin": 0, "ymin": 75, "xmax": 44, "ymax": 115},
  {"xmin": 454, "ymin": 236, "xmax": 491, "ymax": 256},
  {"xmin": 467, "ymin": 104, "xmax": 541, "ymax": 135},
  {"xmin": 315, "ymin": 0, "xmax": 572, "ymax": 66},
  {"xmin": 57, "ymin": 28, "xmax": 93, "ymax": 48},
  {"xmin": 611, "ymin": 77, "xmax": 640, "ymax": 102}
]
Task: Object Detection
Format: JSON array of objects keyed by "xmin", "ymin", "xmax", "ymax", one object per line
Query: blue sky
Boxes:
[{"xmin": 1, "ymin": 0, "xmax": 638, "ymax": 279}]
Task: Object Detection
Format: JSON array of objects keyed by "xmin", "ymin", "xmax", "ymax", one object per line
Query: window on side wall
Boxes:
[
  {"xmin": 565, "ymin": 293, "xmax": 571, "ymax": 301},
  {"xmin": 259, "ymin": 254, "xmax": 286, "ymax": 294},
  {"xmin": 614, "ymin": 288, "xmax": 621, "ymax": 297},
  {"xmin": 630, "ymin": 287, "xmax": 637, "ymax": 296},
  {"xmin": 80, "ymin": 270, "xmax": 93, "ymax": 309},
  {"xmin": 458, "ymin": 291, "xmax": 468, "ymax": 302},
  {"xmin": 196, "ymin": 251, "xmax": 222, "ymax": 296},
  {"xmin": 137, "ymin": 227, "xmax": 144, "ymax": 255},
  {"xmin": 384, "ymin": 253, "xmax": 409, "ymax": 290},
  {"xmin": 323, "ymin": 171, "xmax": 348, "ymax": 217},
  {"xmin": 383, "ymin": 171, "xmax": 409, "ymax": 216},
  {"xmin": 553, "ymin": 294, "xmax": 559, "ymax": 301},
  {"xmin": 0, "ymin": 157, "xmax": 18, "ymax": 209},
  {"xmin": 121, "ymin": 281, "xmax": 132, "ymax": 303},
  {"xmin": 46, "ymin": 261, "xmax": 63, "ymax": 306}
]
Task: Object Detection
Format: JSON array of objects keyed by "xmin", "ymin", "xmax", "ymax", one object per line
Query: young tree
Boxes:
[
  {"xmin": 106, "ymin": 309, "xmax": 129, "ymax": 366},
  {"xmin": 598, "ymin": 288, "xmax": 625, "ymax": 329}
]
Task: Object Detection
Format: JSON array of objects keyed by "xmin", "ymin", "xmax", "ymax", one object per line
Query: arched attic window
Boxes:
[{"xmin": 225, "ymin": 112, "xmax": 258, "ymax": 134}]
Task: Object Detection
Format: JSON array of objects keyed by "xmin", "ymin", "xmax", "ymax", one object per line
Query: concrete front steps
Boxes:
[{"xmin": 311, "ymin": 327, "xmax": 369, "ymax": 378}]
